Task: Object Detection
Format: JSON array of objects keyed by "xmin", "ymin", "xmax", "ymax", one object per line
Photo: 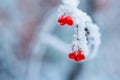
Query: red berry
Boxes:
[
  {"xmin": 74, "ymin": 50, "xmax": 85, "ymax": 62},
  {"xmin": 77, "ymin": 50, "xmax": 83, "ymax": 55},
  {"xmin": 68, "ymin": 51, "xmax": 76, "ymax": 59},
  {"xmin": 58, "ymin": 15, "xmax": 74, "ymax": 26},
  {"xmin": 65, "ymin": 16, "xmax": 74, "ymax": 26},
  {"xmin": 74, "ymin": 54, "xmax": 85, "ymax": 62},
  {"xmin": 58, "ymin": 15, "xmax": 66, "ymax": 26}
]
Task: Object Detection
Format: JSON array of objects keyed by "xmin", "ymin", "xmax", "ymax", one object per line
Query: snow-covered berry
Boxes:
[
  {"xmin": 58, "ymin": 15, "xmax": 74, "ymax": 26},
  {"xmin": 68, "ymin": 51, "xmax": 76, "ymax": 59},
  {"xmin": 74, "ymin": 50, "xmax": 85, "ymax": 62},
  {"xmin": 58, "ymin": 15, "xmax": 66, "ymax": 26},
  {"xmin": 65, "ymin": 16, "xmax": 74, "ymax": 26}
]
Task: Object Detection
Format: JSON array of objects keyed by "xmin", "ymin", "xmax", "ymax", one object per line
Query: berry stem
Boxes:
[
  {"xmin": 76, "ymin": 25, "xmax": 79, "ymax": 41},
  {"xmin": 76, "ymin": 25, "xmax": 81, "ymax": 50}
]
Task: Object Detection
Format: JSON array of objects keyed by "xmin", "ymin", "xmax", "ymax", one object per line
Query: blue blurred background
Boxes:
[{"xmin": 0, "ymin": 0, "xmax": 120, "ymax": 80}]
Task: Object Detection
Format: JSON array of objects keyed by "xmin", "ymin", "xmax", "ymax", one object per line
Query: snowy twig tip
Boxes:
[{"xmin": 62, "ymin": 0, "xmax": 80, "ymax": 7}]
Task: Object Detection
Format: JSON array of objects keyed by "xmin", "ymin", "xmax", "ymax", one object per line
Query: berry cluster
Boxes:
[
  {"xmin": 68, "ymin": 50, "xmax": 85, "ymax": 62},
  {"xmin": 58, "ymin": 15, "xmax": 86, "ymax": 62},
  {"xmin": 58, "ymin": 15, "xmax": 74, "ymax": 26}
]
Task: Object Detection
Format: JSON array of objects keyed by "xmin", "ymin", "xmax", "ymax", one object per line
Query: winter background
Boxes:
[{"xmin": 0, "ymin": 0, "xmax": 120, "ymax": 80}]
